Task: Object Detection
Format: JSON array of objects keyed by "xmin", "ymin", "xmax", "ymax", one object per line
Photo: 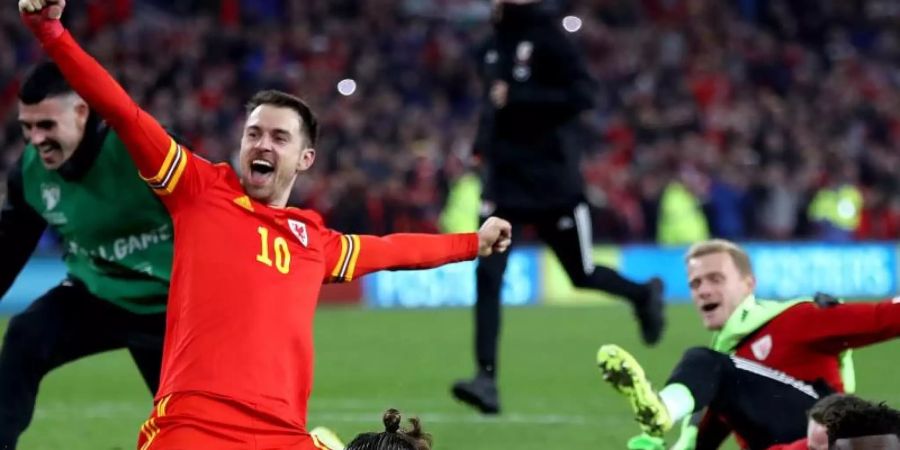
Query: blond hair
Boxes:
[{"xmin": 685, "ymin": 239, "xmax": 754, "ymax": 276}]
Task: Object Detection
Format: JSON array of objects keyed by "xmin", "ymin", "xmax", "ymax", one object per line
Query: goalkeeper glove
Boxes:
[{"xmin": 627, "ymin": 433, "xmax": 666, "ymax": 450}]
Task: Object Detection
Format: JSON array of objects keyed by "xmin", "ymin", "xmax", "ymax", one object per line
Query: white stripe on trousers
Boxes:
[
  {"xmin": 573, "ymin": 202, "xmax": 594, "ymax": 276},
  {"xmin": 731, "ymin": 356, "xmax": 820, "ymax": 399}
]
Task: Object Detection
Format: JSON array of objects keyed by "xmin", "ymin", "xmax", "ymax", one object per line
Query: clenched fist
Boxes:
[
  {"xmin": 19, "ymin": 0, "xmax": 65, "ymax": 19},
  {"xmin": 477, "ymin": 217, "xmax": 512, "ymax": 257}
]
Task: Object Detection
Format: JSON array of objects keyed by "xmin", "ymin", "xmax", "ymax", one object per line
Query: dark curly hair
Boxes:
[{"xmin": 809, "ymin": 394, "xmax": 900, "ymax": 444}]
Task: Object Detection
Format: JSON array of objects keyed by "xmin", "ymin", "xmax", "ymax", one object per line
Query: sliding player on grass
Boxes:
[{"xmin": 596, "ymin": 239, "xmax": 900, "ymax": 449}]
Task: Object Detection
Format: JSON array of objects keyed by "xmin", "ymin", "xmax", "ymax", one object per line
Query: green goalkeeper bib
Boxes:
[
  {"xmin": 20, "ymin": 130, "xmax": 172, "ymax": 314},
  {"xmin": 671, "ymin": 296, "xmax": 857, "ymax": 450},
  {"xmin": 711, "ymin": 295, "xmax": 855, "ymax": 392}
]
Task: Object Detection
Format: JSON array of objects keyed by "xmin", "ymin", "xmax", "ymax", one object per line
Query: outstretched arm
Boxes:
[
  {"xmin": 325, "ymin": 233, "xmax": 478, "ymax": 283},
  {"xmin": 324, "ymin": 217, "xmax": 511, "ymax": 282},
  {"xmin": 791, "ymin": 300, "xmax": 900, "ymax": 353},
  {"xmin": 20, "ymin": 0, "xmax": 207, "ymax": 200}
]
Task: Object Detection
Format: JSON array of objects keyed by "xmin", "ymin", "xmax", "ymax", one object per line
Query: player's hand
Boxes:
[
  {"xmin": 477, "ymin": 216, "xmax": 512, "ymax": 257},
  {"xmin": 490, "ymin": 81, "xmax": 509, "ymax": 109},
  {"xmin": 19, "ymin": 0, "xmax": 65, "ymax": 41},
  {"xmin": 18, "ymin": 0, "xmax": 65, "ymax": 19}
]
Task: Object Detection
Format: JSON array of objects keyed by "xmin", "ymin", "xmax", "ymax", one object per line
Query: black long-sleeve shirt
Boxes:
[{"xmin": 474, "ymin": 2, "xmax": 597, "ymax": 210}]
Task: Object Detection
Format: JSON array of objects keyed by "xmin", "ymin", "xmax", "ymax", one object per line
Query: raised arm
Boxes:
[
  {"xmin": 20, "ymin": 1, "xmax": 207, "ymax": 200},
  {"xmin": 324, "ymin": 217, "xmax": 511, "ymax": 283}
]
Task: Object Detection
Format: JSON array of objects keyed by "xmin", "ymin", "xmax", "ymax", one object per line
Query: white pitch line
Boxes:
[
  {"xmin": 33, "ymin": 402, "xmax": 631, "ymax": 426},
  {"xmin": 310, "ymin": 398, "xmax": 572, "ymax": 410},
  {"xmin": 310, "ymin": 412, "xmax": 598, "ymax": 425},
  {"xmin": 33, "ymin": 401, "xmax": 150, "ymax": 420}
]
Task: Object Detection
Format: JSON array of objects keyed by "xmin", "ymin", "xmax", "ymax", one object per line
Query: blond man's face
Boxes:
[{"xmin": 687, "ymin": 252, "xmax": 756, "ymax": 330}]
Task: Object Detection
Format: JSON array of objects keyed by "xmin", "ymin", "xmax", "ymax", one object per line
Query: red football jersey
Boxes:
[
  {"xmin": 154, "ymin": 158, "xmax": 372, "ymax": 430},
  {"xmin": 40, "ymin": 30, "xmax": 479, "ymax": 430},
  {"xmin": 701, "ymin": 299, "xmax": 900, "ymax": 449},
  {"xmin": 732, "ymin": 300, "xmax": 900, "ymax": 393}
]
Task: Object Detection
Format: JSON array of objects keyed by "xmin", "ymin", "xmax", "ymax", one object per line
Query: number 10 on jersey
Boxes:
[{"xmin": 257, "ymin": 226, "xmax": 291, "ymax": 274}]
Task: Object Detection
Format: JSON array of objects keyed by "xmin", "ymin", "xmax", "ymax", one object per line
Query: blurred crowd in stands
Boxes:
[{"xmin": 1, "ymin": 0, "xmax": 899, "ymax": 244}]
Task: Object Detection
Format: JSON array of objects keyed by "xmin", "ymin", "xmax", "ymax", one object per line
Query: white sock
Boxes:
[{"xmin": 658, "ymin": 383, "xmax": 695, "ymax": 422}]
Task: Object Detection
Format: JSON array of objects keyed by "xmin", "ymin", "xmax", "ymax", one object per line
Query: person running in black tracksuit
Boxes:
[{"xmin": 451, "ymin": 0, "xmax": 665, "ymax": 414}]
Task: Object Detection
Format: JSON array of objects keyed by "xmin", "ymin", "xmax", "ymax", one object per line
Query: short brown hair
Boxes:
[
  {"xmin": 685, "ymin": 239, "xmax": 753, "ymax": 276},
  {"xmin": 246, "ymin": 90, "xmax": 319, "ymax": 147}
]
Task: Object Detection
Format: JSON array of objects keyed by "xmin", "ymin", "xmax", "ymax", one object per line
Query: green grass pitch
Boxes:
[{"xmin": 13, "ymin": 304, "xmax": 900, "ymax": 449}]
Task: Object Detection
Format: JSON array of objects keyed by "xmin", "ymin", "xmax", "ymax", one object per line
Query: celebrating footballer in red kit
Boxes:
[{"xmin": 19, "ymin": 1, "xmax": 512, "ymax": 448}]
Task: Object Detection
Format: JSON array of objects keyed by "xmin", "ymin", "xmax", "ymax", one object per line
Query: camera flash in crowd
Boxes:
[
  {"xmin": 562, "ymin": 16, "xmax": 582, "ymax": 33},
  {"xmin": 337, "ymin": 79, "xmax": 358, "ymax": 96}
]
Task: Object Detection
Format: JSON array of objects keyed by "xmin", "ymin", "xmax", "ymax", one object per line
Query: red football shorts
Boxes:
[{"xmin": 136, "ymin": 392, "xmax": 333, "ymax": 450}]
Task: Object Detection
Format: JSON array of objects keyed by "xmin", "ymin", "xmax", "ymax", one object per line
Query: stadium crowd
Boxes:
[{"xmin": 1, "ymin": 0, "xmax": 898, "ymax": 242}]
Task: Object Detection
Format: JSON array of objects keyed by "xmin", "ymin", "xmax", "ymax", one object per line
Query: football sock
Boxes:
[{"xmin": 659, "ymin": 383, "xmax": 695, "ymax": 423}]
